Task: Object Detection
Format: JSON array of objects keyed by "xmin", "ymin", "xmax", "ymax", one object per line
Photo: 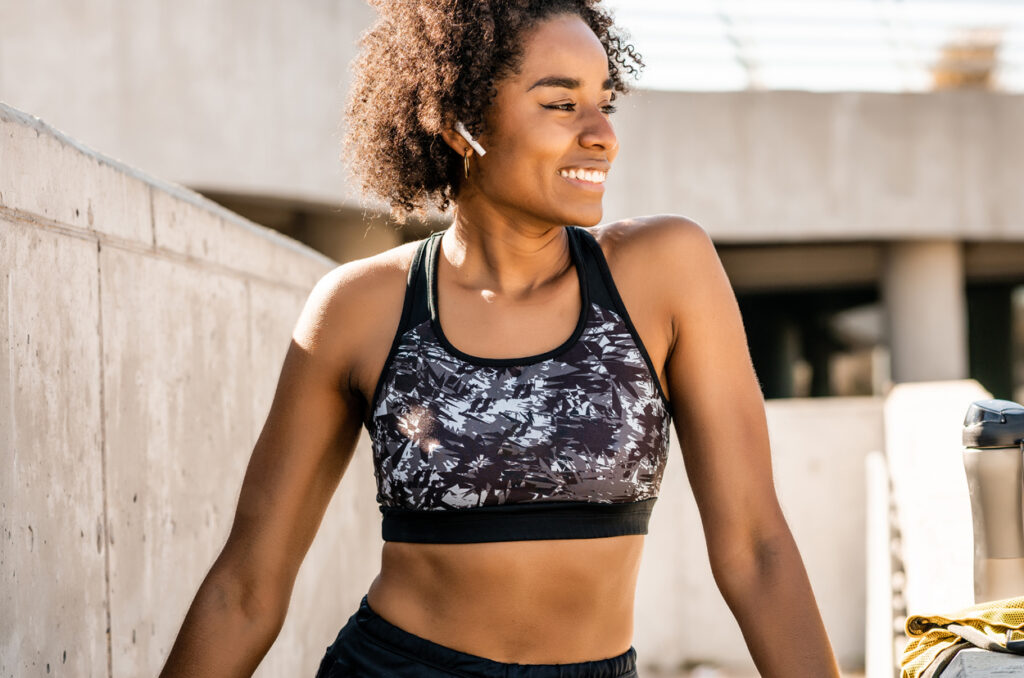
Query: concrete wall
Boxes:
[
  {"xmin": 0, "ymin": 102, "xmax": 385, "ymax": 677},
  {"xmin": 637, "ymin": 396, "xmax": 883, "ymax": 675},
  {"xmin": 0, "ymin": 0, "xmax": 376, "ymax": 208},
  {"xmin": 605, "ymin": 89, "xmax": 1024, "ymax": 243},
  {"xmin": 3, "ymin": 2, "xmax": 1022, "ymax": 246}
]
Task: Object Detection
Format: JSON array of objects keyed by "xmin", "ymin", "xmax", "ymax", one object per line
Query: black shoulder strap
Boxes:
[
  {"xmin": 569, "ymin": 226, "xmax": 616, "ymax": 312},
  {"xmin": 412, "ymin": 226, "xmax": 608, "ymax": 325},
  {"xmin": 423, "ymin": 229, "xmax": 443, "ymax": 325},
  {"xmin": 403, "ymin": 230, "xmax": 442, "ymax": 333},
  {"xmin": 364, "ymin": 232, "xmax": 439, "ymax": 428},
  {"xmin": 570, "ymin": 225, "xmax": 670, "ymax": 405}
]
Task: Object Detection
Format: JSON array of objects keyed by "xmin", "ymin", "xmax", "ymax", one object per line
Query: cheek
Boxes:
[
  {"xmin": 480, "ymin": 140, "xmax": 557, "ymax": 193},
  {"xmin": 474, "ymin": 110, "xmax": 581, "ymax": 204}
]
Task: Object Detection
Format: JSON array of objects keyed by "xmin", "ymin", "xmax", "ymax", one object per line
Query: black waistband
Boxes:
[
  {"xmin": 380, "ymin": 498, "xmax": 656, "ymax": 544},
  {"xmin": 352, "ymin": 595, "xmax": 638, "ymax": 677}
]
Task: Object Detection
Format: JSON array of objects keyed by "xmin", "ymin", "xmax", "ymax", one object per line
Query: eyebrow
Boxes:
[{"xmin": 527, "ymin": 75, "xmax": 614, "ymax": 91}]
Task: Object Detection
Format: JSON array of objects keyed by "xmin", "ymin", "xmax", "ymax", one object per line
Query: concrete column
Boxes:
[{"xmin": 882, "ymin": 240, "xmax": 968, "ymax": 383}]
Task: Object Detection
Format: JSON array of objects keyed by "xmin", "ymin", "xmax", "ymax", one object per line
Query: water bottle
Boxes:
[{"xmin": 962, "ymin": 398, "xmax": 1024, "ymax": 602}]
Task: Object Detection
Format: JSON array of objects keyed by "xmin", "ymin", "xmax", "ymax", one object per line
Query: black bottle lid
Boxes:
[{"xmin": 962, "ymin": 399, "xmax": 1024, "ymax": 449}]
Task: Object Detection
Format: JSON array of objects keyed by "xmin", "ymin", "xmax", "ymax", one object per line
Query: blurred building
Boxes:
[{"xmin": 2, "ymin": 0, "xmax": 1022, "ymax": 402}]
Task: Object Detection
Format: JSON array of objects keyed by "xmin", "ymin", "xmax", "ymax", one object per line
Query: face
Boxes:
[{"xmin": 459, "ymin": 13, "xmax": 619, "ymax": 228}]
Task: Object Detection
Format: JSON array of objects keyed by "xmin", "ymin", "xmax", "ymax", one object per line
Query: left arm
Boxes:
[{"xmin": 638, "ymin": 215, "xmax": 840, "ymax": 678}]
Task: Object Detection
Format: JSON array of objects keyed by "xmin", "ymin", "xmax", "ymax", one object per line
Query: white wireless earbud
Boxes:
[{"xmin": 455, "ymin": 121, "xmax": 487, "ymax": 156}]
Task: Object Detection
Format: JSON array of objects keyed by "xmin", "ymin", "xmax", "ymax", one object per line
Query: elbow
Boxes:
[
  {"xmin": 241, "ymin": 583, "xmax": 289, "ymax": 636},
  {"xmin": 202, "ymin": 564, "xmax": 290, "ymax": 638},
  {"xmin": 708, "ymin": 528, "xmax": 800, "ymax": 604},
  {"xmin": 707, "ymin": 522, "xmax": 795, "ymax": 590}
]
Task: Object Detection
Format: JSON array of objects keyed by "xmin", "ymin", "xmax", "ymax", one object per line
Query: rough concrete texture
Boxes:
[
  {"xmin": 0, "ymin": 219, "xmax": 108, "ymax": 677},
  {"xmin": 151, "ymin": 188, "xmax": 329, "ymax": 291},
  {"xmin": 100, "ymin": 247, "xmax": 254, "ymax": 675},
  {"xmin": 0, "ymin": 107, "xmax": 153, "ymax": 244},
  {"xmin": 634, "ymin": 396, "xmax": 882, "ymax": 675},
  {"xmin": 0, "ymin": 101, "xmax": 338, "ymax": 676}
]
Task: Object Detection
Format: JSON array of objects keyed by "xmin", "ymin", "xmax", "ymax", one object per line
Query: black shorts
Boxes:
[{"xmin": 314, "ymin": 595, "xmax": 639, "ymax": 678}]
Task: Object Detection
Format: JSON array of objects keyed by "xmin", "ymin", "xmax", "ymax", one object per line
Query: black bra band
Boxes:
[{"xmin": 380, "ymin": 498, "xmax": 657, "ymax": 543}]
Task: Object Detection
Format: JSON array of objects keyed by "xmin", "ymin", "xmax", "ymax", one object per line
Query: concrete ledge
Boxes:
[
  {"xmin": 0, "ymin": 105, "xmax": 152, "ymax": 243},
  {"xmin": 0, "ymin": 102, "xmax": 335, "ymax": 289}
]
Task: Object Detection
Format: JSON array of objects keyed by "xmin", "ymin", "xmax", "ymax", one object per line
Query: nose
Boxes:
[{"xmin": 578, "ymin": 106, "xmax": 618, "ymax": 155}]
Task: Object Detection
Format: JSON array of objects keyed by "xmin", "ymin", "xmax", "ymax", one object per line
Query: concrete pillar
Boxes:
[{"xmin": 882, "ymin": 240, "xmax": 968, "ymax": 383}]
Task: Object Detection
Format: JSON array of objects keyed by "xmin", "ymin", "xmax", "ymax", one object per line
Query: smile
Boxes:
[{"xmin": 559, "ymin": 168, "xmax": 607, "ymax": 185}]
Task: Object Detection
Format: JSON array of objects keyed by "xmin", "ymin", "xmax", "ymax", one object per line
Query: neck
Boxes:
[{"xmin": 444, "ymin": 203, "xmax": 573, "ymax": 300}]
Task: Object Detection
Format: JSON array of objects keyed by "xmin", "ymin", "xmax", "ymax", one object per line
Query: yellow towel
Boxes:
[{"xmin": 901, "ymin": 595, "xmax": 1024, "ymax": 678}]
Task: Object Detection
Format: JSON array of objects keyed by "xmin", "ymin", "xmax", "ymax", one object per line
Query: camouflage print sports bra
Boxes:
[{"xmin": 366, "ymin": 226, "xmax": 672, "ymax": 543}]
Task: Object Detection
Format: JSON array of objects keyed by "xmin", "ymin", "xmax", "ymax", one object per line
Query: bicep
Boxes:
[
  {"xmin": 660, "ymin": 219, "xmax": 786, "ymax": 571},
  {"xmin": 213, "ymin": 269, "xmax": 365, "ymax": 613}
]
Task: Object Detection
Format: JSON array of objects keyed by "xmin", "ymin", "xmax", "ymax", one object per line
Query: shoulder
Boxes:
[
  {"xmin": 307, "ymin": 237, "xmax": 420, "ymax": 315},
  {"xmin": 591, "ymin": 214, "xmax": 711, "ymax": 257},
  {"xmin": 292, "ymin": 236, "xmax": 424, "ymax": 381},
  {"xmin": 588, "ymin": 214, "xmax": 718, "ymax": 285}
]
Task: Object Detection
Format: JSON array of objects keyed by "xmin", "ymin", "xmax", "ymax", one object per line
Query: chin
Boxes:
[{"xmin": 566, "ymin": 207, "xmax": 603, "ymax": 227}]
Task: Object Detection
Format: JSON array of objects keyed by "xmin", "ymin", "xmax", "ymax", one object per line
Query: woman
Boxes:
[{"xmin": 159, "ymin": 1, "xmax": 841, "ymax": 677}]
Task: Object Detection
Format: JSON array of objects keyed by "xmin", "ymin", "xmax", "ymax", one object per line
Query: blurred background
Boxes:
[
  {"xmin": 4, "ymin": 0, "xmax": 1023, "ymax": 402},
  {"xmin": 3, "ymin": 1, "xmax": 1024, "ymax": 676}
]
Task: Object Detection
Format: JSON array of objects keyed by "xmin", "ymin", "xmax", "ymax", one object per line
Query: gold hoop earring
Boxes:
[{"xmin": 463, "ymin": 147, "xmax": 473, "ymax": 179}]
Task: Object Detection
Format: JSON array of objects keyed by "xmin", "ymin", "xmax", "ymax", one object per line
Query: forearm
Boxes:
[
  {"xmin": 713, "ymin": 528, "xmax": 840, "ymax": 678},
  {"xmin": 159, "ymin": 569, "xmax": 286, "ymax": 678}
]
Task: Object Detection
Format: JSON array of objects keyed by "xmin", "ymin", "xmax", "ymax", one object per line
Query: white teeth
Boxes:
[{"xmin": 560, "ymin": 168, "xmax": 607, "ymax": 183}]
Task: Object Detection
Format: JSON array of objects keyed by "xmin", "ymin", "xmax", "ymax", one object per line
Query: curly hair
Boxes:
[{"xmin": 344, "ymin": 0, "xmax": 643, "ymax": 219}]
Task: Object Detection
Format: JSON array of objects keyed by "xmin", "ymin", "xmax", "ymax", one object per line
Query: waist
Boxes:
[{"xmin": 366, "ymin": 535, "xmax": 645, "ymax": 664}]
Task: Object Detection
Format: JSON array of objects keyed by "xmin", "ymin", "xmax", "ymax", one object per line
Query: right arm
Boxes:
[{"xmin": 158, "ymin": 262, "xmax": 374, "ymax": 678}]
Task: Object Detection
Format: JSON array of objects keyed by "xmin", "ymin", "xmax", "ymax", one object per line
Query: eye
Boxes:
[{"xmin": 542, "ymin": 102, "xmax": 617, "ymax": 115}]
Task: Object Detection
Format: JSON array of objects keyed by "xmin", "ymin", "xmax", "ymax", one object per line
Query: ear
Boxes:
[{"xmin": 440, "ymin": 123, "xmax": 470, "ymax": 156}]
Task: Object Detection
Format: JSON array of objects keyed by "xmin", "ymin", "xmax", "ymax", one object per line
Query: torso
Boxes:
[{"xmin": 348, "ymin": 221, "xmax": 674, "ymax": 663}]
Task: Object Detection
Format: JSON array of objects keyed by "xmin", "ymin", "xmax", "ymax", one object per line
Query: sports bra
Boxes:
[{"xmin": 366, "ymin": 225, "xmax": 672, "ymax": 543}]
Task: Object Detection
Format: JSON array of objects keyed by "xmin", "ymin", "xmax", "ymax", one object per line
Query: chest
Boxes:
[{"xmin": 368, "ymin": 304, "xmax": 671, "ymax": 510}]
